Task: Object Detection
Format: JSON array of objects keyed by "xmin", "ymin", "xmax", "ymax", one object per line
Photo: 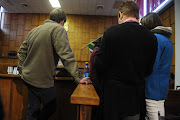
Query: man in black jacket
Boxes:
[{"xmin": 95, "ymin": 1, "xmax": 158, "ymax": 120}]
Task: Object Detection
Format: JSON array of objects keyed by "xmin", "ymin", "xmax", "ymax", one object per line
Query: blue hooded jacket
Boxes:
[{"xmin": 145, "ymin": 26, "xmax": 173, "ymax": 100}]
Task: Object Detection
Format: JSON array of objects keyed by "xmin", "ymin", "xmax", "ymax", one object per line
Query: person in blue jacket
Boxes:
[{"xmin": 141, "ymin": 13, "xmax": 173, "ymax": 120}]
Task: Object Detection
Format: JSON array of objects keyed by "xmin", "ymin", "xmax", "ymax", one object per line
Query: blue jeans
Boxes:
[{"xmin": 24, "ymin": 82, "xmax": 56, "ymax": 120}]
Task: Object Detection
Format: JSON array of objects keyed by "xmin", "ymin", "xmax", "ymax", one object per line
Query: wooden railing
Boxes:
[{"xmin": 71, "ymin": 84, "xmax": 100, "ymax": 120}]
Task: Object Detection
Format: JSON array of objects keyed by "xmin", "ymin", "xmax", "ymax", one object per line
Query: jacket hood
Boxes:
[{"xmin": 151, "ymin": 26, "xmax": 172, "ymax": 38}]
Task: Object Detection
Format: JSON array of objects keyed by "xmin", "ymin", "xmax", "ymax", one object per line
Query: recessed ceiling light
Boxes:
[
  {"xmin": 49, "ymin": 0, "xmax": 61, "ymax": 8},
  {"xmin": 20, "ymin": 3, "xmax": 29, "ymax": 8},
  {"xmin": 97, "ymin": 5, "xmax": 104, "ymax": 10}
]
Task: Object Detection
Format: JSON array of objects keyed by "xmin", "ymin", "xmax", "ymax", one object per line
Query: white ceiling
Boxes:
[{"xmin": 0, "ymin": 0, "xmax": 134, "ymax": 16}]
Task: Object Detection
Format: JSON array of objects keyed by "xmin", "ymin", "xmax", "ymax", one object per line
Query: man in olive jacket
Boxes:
[{"xmin": 18, "ymin": 8, "xmax": 90, "ymax": 120}]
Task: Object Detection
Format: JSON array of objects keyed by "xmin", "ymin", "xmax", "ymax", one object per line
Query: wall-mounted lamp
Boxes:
[{"xmin": 64, "ymin": 20, "xmax": 69, "ymax": 31}]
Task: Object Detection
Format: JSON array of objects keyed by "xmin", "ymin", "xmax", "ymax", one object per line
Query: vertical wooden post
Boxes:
[
  {"xmin": 80, "ymin": 105, "xmax": 92, "ymax": 120},
  {"xmin": 77, "ymin": 105, "xmax": 80, "ymax": 120},
  {"xmin": 71, "ymin": 84, "xmax": 99, "ymax": 120}
]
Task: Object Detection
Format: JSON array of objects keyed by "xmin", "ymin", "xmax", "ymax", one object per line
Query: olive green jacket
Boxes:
[{"xmin": 18, "ymin": 20, "xmax": 82, "ymax": 88}]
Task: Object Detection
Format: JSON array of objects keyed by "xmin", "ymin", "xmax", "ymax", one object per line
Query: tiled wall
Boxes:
[
  {"xmin": 160, "ymin": 5, "xmax": 175, "ymax": 89},
  {"xmin": 0, "ymin": 13, "xmax": 117, "ymax": 73}
]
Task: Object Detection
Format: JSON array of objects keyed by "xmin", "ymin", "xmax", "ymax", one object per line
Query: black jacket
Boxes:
[{"xmin": 95, "ymin": 22, "xmax": 158, "ymax": 119}]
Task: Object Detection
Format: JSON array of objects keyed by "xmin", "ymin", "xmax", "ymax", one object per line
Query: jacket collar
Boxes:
[
  {"xmin": 44, "ymin": 19, "xmax": 56, "ymax": 24},
  {"xmin": 151, "ymin": 26, "xmax": 172, "ymax": 38}
]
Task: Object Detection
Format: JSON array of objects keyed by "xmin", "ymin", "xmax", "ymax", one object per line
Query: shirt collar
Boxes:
[{"xmin": 123, "ymin": 18, "xmax": 139, "ymax": 24}]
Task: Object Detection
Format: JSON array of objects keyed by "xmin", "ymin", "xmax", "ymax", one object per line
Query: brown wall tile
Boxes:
[{"xmin": 0, "ymin": 12, "xmax": 116, "ymax": 73}]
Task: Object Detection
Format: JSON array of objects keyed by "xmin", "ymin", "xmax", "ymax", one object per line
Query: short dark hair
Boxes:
[
  {"xmin": 140, "ymin": 13, "xmax": 163, "ymax": 30},
  {"xmin": 119, "ymin": 1, "xmax": 139, "ymax": 19},
  {"xmin": 49, "ymin": 8, "xmax": 66, "ymax": 23}
]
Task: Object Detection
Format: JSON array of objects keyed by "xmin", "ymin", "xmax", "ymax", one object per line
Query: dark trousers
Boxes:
[
  {"xmin": 24, "ymin": 82, "xmax": 56, "ymax": 120},
  {"xmin": 121, "ymin": 114, "xmax": 140, "ymax": 120}
]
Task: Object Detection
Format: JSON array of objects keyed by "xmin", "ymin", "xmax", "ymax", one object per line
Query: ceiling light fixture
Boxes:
[
  {"xmin": 49, "ymin": 0, "xmax": 61, "ymax": 8},
  {"xmin": 143, "ymin": 0, "xmax": 147, "ymax": 16}
]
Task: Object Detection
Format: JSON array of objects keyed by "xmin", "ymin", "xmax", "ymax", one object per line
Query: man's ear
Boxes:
[
  {"xmin": 59, "ymin": 20, "xmax": 65, "ymax": 26},
  {"xmin": 118, "ymin": 12, "xmax": 120, "ymax": 19},
  {"xmin": 119, "ymin": 12, "xmax": 123, "ymax": 20}
]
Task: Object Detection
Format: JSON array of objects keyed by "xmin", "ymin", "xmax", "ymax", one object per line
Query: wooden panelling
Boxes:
[
  {"xmin": 23, "ymin": 31, "xmax": 30, "ymax": 40},
  {"xmin": 172, "ymin": 44, "xmax": 175, "ymax": 66},
  {"xmin": 25, "ymin": 14, "xmax": 32, "ymax": 20},
  {"xmin": 163, "ymin": 18, "xmax": 170, "ymax": 27},
  {"xmin": 104, "ymin": 17, "xmax": 113, "ymax": 28},
  {"xmin": 17, "ymin": 25, "xmax": 24, "ymax": 35},
  {"xmin": 170, "ymin": 5, "xmax": 175, "ymax": 24},
  {"xmin": 75, "ymin": 16, "xmax": 83, "ymax": 27},
  {"xmin": 11, "ymin": 80, "xmax": 28, "ymax": 120},
  {"xmin": 39, "ymin": 20, "xmax": 44, "ymax": 25},
  {"xmin": 9, "ymin": 41, "xmax": 16, "ymax": 51},
  {"xmin": 17, "ymin": 14, "xmax": 25, "ymax": 25},
  {"xmin": 1, "ymin": 46, "xmax": 8, "ymax": 57},
  {"xmin": 81, "ymin": 33, "xmax": 90, "ymax": 44},
  {"xmin": 11, "ymin": 13, "xmax": 18, "ymax": 20},
  {"xmin": 32, "ymin": 14, "xmax": 40, "ymax": 26},
  {"xmin": 160, "ymin": 4, "xmax": 175, "ymax": 89},
  {"xmin": 0, "ymin": 78, "xmax": 77, "ymax": 120},
  {"xmin": 169, "ymin": 65, "xmax": 175, "ymax": 89},
  {"xmin": 162, "ymin": 8, "xmax": 170, "ymax": 20},
  {"xmin": 10, "ymin": 31, "xmax": 17, "ymax": 41},
  {"xmin": 39, "ymin": 14, "xmax": 49, "ymax": 20},
  {"xmin": 112, "ymin": 17, "xmax": 118, "ymax": 25},
  {"xmin": 90, "ymin": 32, "xmax": 98, "ymax": 39},
  {"xmin": 55, "ymin": 80, "xmax": 77, "ymax": 120},
  {"xmin": 97, "ymin": 23, "xmax": 105, "ymax": 34},
  {"xmin": 10, "ymin": 20, "xmax": 18, "ymax": 30},
  {"xmin": 16, "ymin": 36, "xmax": 24, "ymax": 47},
  {"xmin": 2, "ymin": 36, "xmax": 9, "ymax": 46},
  {"xmin": 0, "ymin": 12, "xmax": 116, "ymax": 73},
  {"xmin": 68, "ymin": 25, "xmax": 75, "ymax": 32},
  {"xmin": 171, "ymin": 24, "xmax": 175, "ymax": 44},
  {"xmin": 0, "ymin": 79, "xmax": 12, "ymax": 120},
  {"xmin": 24, "ymin": 20, "xmax": 32, "ymax": 30}
]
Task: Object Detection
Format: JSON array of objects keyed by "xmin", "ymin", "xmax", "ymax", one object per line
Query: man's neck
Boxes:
[
  {"xmin": 122, "ymin": 17, "xmax": 139, "ymax": 24},
  {"xmin": 122, "ymin": 17, "xmax": 136, "ymax": 23}
]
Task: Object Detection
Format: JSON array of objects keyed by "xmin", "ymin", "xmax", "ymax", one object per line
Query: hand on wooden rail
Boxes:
[{"xmin": 79, "ymin": 77, "xmax": 92, "ymax": 84}]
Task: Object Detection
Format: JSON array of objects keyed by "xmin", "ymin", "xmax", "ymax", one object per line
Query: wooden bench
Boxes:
[{"xmin": 71, "ymin": 84, "xmax": 99, "ymax": 120}]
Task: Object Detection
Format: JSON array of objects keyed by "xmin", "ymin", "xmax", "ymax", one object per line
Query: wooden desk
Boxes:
[
  {"xmin": 0, "ymin": 74, "xmax": 77, "ymax": 120},
  {"xmin": 0, "ymin": 73, "xmax": 74, "ymax": 81},
  {"xmin": 71, "ymin": 84, "xmax": 99, "ymax": 120}
]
